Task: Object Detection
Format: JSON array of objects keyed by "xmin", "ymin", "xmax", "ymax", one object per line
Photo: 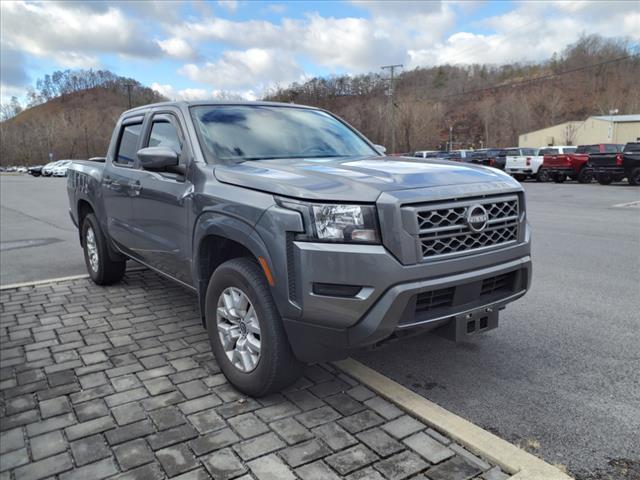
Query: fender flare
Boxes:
[{"xmin": 192, "ymin": 211, "xmax": 274, "ymax": 317}]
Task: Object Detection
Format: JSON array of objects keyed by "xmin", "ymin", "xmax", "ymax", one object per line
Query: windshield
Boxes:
[{"xmin": 191, "ymin": 105, "xmax": 378, "ymax": 162}]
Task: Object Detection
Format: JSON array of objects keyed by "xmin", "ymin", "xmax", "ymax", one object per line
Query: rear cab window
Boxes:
[
  {"xmin": 505, "ymin": 149, "xmax": 520, "ymax": 156},
  {"xmin": 115, "ymin": 122, "xmax": 143, "ymax": 167}
]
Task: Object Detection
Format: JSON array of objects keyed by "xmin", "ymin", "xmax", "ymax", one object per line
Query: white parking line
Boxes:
[{"xmin": 612, "ymin": 200, "xmax": 640, "ymax": 208}]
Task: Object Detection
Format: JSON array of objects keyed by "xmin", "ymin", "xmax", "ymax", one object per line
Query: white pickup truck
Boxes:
[{"xmin": 504, "ymin": 147, "xmax": 545, "ymax": 182}]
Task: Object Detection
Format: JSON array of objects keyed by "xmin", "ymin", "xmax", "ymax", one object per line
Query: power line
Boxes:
[
  {"xmin": 404, "ymin": 54, "xmax": 637, "ymax": 105},
  {"xmin": 381, "ymin": 64, "xmax": 403, "ymax": 153}
]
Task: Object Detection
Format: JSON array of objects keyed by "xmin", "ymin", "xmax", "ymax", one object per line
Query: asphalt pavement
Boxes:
[
  {"xmin": 0, "ymin": 175, "xmax": 85, "ymax": 285},
  {"xmin": 1, "ymin": 174, "xmax": 639, "ymax": 479},
  {"xmin": 356, "ymin": 181, "xmax": 640, "ymax": 480}
]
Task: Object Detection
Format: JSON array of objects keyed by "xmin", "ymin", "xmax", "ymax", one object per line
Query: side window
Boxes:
[
  {"xmin": 115, "ymin": 123, "xmax": 142, "ymax": 166},
  {"xmin": 149, "ymin": 121, "xmax": 181, "ymax": 154}
]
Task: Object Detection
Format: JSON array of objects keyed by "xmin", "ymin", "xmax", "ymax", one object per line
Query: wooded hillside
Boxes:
[
  {"xmin": 266, "ymin": 35, "xmax": 639, "ymax": 152},
  {"xmin": 0, "ymin": 71, "xmax": 165, "ymax": 165}
]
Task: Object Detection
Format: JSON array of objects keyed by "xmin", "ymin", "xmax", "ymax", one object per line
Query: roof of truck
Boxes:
[{"xmin": 124, "ymin": 100, "xmax": 317, "ymax": 115}]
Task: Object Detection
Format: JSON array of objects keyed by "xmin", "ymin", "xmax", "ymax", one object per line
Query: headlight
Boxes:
[
  {"xmin": 311, "ymin": 204, "xmax": 379, "ymax": 243},
  {"xmin": 278, "ymin": 199, "xmax": 380, "ymax": 244}
]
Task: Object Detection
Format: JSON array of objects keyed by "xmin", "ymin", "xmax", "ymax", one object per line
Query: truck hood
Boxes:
[{"xmin": 214, "ymin": 156, "xmax": 517, "ymax": 202}]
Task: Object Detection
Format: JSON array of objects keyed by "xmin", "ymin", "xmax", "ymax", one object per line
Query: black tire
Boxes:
[
  {"xmin": 513, "ymin": 174, "xmax": 527, "ymax": 182},
  {"xmin": 205, "ymin": 257, "xmax": 304, "ymax": 396},
  {"xmin": 627, "ymin": 167, "xmax": 640, "ymax": 186},
  {"xmin": 536, "ymin": 169, "xmax": 549, "ymax": 182},
  {"xmin": 577, "ymin": 168, "xmax": 593, "ymax": 184},
  {"xmin": 597, "ymin": 173, "xmax": 613, "ymax": 185},
  {"xmin": 81, "ymin": 213, "xmax": 126, "ymax": 285},
  {"xmin": 553, "ymin": 174, "xmax": 566, "ymax": 183}
]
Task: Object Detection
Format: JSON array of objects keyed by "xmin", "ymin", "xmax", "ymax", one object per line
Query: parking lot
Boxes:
[{"xmin": 1, "ymin": 174, "xmax": 639, "ymax": 479}]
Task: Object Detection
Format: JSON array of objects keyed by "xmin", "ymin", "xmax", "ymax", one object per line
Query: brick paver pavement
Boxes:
[{"xmin": 0, "ymin": 269, "xmax": 509, "ymax": 480}]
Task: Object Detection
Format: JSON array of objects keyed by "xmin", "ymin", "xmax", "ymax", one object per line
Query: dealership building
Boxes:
[{"xmin": 519, "ymin": 114, "xmax": 640, "ymax": 147}]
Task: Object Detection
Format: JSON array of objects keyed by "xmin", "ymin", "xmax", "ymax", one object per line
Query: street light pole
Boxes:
[
  {"xmin": 608, "ymin": 108, "xmax": 618, "ymax": 142},
  {"xmin": 381, "ymin": 64, "xmax": 402, "ymax": 154}
]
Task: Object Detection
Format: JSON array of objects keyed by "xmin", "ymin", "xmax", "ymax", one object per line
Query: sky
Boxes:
[{"xmin": 1, "ymin": 0, "xmax": 639, "ymax": 105}]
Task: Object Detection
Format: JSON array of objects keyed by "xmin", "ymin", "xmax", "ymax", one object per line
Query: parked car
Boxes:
[
  {"xmin": 67, "ymin": 101, "xmax": 531, "ymax": 396},
  {"xmin": 537, "ymin": 146, "xmax": 578, "ymax": 182},
  {"xmin": 28, "ymin": 165, "xmax": 43, "ymax": 177},
  {"xmin": 588, "ymin": 142, "xmax": 640, "ymax": 185},
  {"xmin": 446, "ymin": 149, "xmax": 474, "ymax": 161},
  {"xmin": 52, "ymin": 160, "xmax": 73, "ymax": 177},
  {"xmin": 465, "ymin": 150, "xmax": 490, "ymax": 166},
  {"xmin": 16, "ymin": 166, "xmax": 28, "ymax": 173},
  {"xmin": 414, "ymin": 150, "xmax": 446, "ymax": 159},
  {"xmin": 42, "ymin": 161, "xmax": 61, "ymax": 176},
  {"xmin": 539, "ymin": 145, "xmax": 622, "ymax": 183},
  {"xmin": 504, "ymin": 148, "xmax": 539, "ymax": 181}
]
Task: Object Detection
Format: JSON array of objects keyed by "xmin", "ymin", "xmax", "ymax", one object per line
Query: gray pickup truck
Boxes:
[{"xmin": 67, "ymin": 101, "xmax": 531, "ymax": 395}]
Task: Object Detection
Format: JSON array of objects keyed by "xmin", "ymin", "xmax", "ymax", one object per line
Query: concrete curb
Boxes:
[
  {"xmin": 0, "ymin": 273, "xmax": 91, "ymax": 290},
  {"xmin": 0, "ymin": 267, "xmax": 146, "ymax": 290},
  {"xmin": 333, "ymin": 358, "xmax": 572, "ymax": 480}
]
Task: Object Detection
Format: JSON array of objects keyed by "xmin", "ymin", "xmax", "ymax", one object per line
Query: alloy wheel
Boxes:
[
  {"xmin": 216, "ymin": 287, "xmax": 261, "ymax": 372},
  {"xmin": 86, "ymin": 227, "xmax": 99, "ymax": 272}
]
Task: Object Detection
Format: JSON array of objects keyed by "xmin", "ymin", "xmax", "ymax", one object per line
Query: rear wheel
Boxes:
[
  {"xmin": 205, "ymin": 257, "xmax": 304, "ymax": 396},
  {"xmin": 81, "ymin": 213, "xmax": 126, "ymax": 285},
  {"xmin": 628, "ymin": 167, "xmax": 640, "ymax": 186},
  {"xmin": 536, "ymin": 169, "xmax": 550, "ymax": 182},
  {"xmin": 597, "ymin": 173, "xmax": 613, "ymax": 185},
  {"xmin": 577, "ymin": 168, "xmax": 593, "ymax": 184}
]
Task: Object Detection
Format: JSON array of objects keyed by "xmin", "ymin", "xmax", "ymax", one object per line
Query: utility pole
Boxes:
[
  {"xmin": 448, "ymin": 126, "xmax": 453, "ymax": 151},
  {"xmin": 381, "ymin": 64, "xmax": 402, "ymax": 154},
  {"xmin": 124, "ymin": 83, "xmax": 134, "ymax": 109}
]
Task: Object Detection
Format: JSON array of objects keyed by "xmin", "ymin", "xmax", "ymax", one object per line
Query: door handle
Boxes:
[{"xmin": 130, "ymin": 181, "xmax": 142, "ymax": 196}]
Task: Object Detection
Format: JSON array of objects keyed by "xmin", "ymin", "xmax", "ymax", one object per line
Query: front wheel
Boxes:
[
  {"xmin": 553, "ymin": 174, "xmax": 566, "ymax": 183},
  {"xmin": 597, "ymin": 173, "xmax": 613, "ymax": 185},
  {"xmin": 628, "ymin": 167, "xmax": 640, "ymax": 186},
  {"xmin": 536, "ymin": 169, "xmax": 550, "ymax": 182},
  {"xmin": 205, "ymin": 257, "xmax": 304, "ymax": 396},
  {"xmin": 577, "ymin": 168, "xmax": 593, "ymax": 184},
  {"xmin": 81, "ymin": 213, "xmax": 126, "ymax": 285}
]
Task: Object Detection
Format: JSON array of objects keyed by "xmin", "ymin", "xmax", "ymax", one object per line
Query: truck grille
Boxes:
[{"xmin": 411, "ymin": 195, "xmax": 519, "ymax": 259}]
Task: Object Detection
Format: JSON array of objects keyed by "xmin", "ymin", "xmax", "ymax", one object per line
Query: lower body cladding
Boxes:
[{"xmin": 282, "ymin": 240, "xmax": 532, "ymax": 363}]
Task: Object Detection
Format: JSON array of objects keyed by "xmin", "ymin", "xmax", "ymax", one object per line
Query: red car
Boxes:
[{"xmin": 540, "ymin": 144, "xmax": 623, "ymax": 183}]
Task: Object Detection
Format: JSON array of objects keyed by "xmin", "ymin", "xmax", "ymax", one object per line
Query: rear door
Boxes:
[
  {"xmin": 128, "ymin": 110, "xmax": 194, "ymax": 285},
  {"xmin": 102, "ymin": 116, "xmax": 145, "ymax": 251}
]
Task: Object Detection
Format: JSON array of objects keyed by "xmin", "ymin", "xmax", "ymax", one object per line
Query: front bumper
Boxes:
[{"xmin": 282, "ymin": 232, "xmax": 531, "ymax": 362}]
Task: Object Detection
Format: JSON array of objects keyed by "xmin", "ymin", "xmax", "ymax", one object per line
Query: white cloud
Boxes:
[
  {"xmin": 217, "ymin": 0, "xmax": 238, "ymax": 13},
  {"xmin": 151, "ymin": 82, "xmax": 256, "ymax": 101},
  {"xmin": 157, "ymin": 37, "xmax": 196, "ymax": 60},
  {"xmin": 0, "ymin": 1, "xmax": 161, "ymax": 63},
  {"xmin": 179, "ymin": 48, "xmax": 303, "ymax": 91}
]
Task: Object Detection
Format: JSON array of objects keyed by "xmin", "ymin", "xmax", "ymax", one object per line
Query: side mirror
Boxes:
[
  {"xmin": 374, "ymin": 144, "xmax": 387, "ymax": 154},
  {"xmin": 137, "ymin": 147, "xmax": 178, "ymax": 171}
]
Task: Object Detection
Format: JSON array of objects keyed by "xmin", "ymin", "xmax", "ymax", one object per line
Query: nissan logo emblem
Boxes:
[{"xmin": 466, "ymin": 204, "xmax": 488, "ymax": 232}]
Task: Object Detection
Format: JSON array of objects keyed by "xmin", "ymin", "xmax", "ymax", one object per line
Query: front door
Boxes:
[{"xmin": 128, "ymin": 112, "xmax": 193, "ymax": 285}]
